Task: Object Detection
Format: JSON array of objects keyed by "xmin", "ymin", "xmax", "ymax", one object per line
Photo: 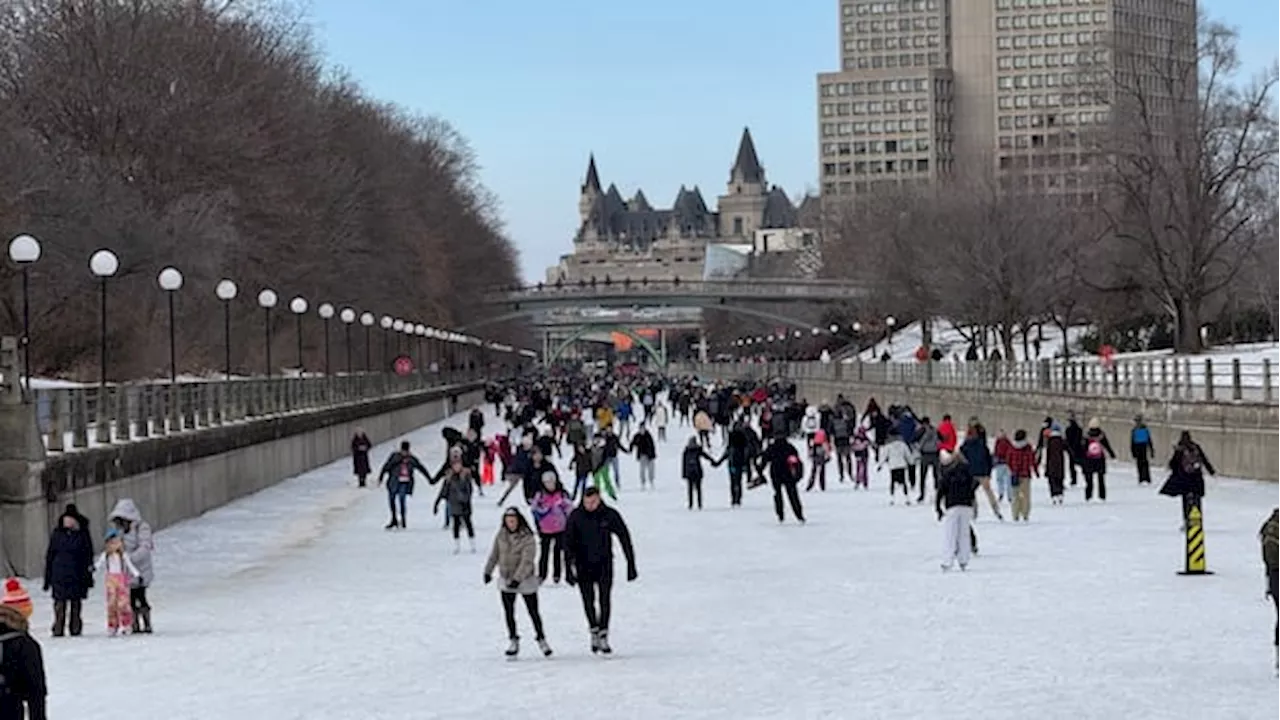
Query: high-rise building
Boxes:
[{"xmin": 816, "ymin": 0, "xmax": 1197, "ymax": 200}]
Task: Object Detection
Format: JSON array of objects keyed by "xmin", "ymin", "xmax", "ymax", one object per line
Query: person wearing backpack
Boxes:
[
  {"xmin": 830, "ymin": 410, "xmax": 855, "ymax": 482},
  {"xmin": 1260, "ymin": 508, "xmax": 1278, "ymax": 666},
  {"xmin": 1130, "ymin": 415, "xmax": 1155, "ymax": 485},
  {"xmin": 1159, "ymin": 431, "xmax": 1217, "ymax": 525},
  {"xmin": 1080, "ymin": 418, "xmax": 1116, "ymax": 502},
  {"xmin": 377, "ymin": 440, "xmax": 432, "ymax": 530},
  {"xmin": 754, "ymin": 434, "xmax": 807, "ymax": 524},
  {"xmin": 0, "ymin": 582, "xmax": 46, "ymax": 720},
  {"xmin": 916, "ymin": 417, "xmax": 942, "ymax": 498}
]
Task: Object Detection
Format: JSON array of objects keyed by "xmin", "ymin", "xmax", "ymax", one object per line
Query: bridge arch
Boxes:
[{"xmin": 548, "ymin": 325, "xmax": 666, "ymax": 366}]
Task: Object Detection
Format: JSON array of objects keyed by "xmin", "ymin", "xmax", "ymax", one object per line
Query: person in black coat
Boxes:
[
  {"xmin": 564, "ymin": 487, "xmax": 637, "ymax": 656},
  {"xmin": 1064, "ymin": 413, "xmax": 1085, "ymax": 486},
  {"xmin": 681, "ymin": 436, "xmax": 723, "ymax": 510},
  {"xmin": 0, "ymin": 604, "xmax": 47, "ymax": 720},
  {"xmin": 43, "ymin": 506, "xmax": 94, "ymax": 637},
  {"xmin": 1159, "ymin": 431, "xmax": 1217, "ymax": 522},
  {"xmin": 351, "ymin": 429, "xmax": 372, "ymax": 487},
  {"xmin": 754, "ymin": 435, "xmax": 806, "ymax": 524}
]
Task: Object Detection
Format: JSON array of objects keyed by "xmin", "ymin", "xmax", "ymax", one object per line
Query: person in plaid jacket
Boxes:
[{"xmin": 1006, "ymin": 430, "xmax": 1039, "ymax": 522}]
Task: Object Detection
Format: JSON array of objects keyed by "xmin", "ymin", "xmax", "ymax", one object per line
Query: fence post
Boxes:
[
  {"xmin": 1203, "ymin": 359, "xmax": 1214, "ymax": 402},
  {"xmin": 45, "ymin": 391, "xmax": 65, "ymax": 452},
  {"xmin": 93, "ymin": 387, "xmax": 112, "ymax": 444},
  {"xmin": 1231, "ymin": 358, "xmax": 1242, "ymax": 402},
  {"xmin": 115, "ymin": 383, "xmax": 131, "ymax": 441},
  {"xmin": 1264, "ymin": 359, "xmax": 1273, "ymax": 404},
  {"xmin": 70, "ymin": 390, "xmax": 89, "ymax": 449}
]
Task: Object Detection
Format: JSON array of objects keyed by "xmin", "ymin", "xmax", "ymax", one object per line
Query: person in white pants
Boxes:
[{"xmin": 935, "ymin": 450, "xmax": 977, "ymax": 571}]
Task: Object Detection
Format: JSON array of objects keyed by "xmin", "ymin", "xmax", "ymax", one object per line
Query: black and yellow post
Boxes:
[{"xmin": 1178, "ymin": 498, "xmax": 1214, "ymax": 576}]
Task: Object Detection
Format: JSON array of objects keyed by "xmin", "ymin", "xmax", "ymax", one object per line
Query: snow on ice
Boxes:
[{"xmin": 38, "ymin": 406, "xmax": 1279, "ymax": 720}]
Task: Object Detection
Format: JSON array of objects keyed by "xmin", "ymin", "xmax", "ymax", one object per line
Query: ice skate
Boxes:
[
  {"xmin": 959, "ymin": 563, "xmax": 968, "ymax": 571},
  {"xmin": 597, "ymin": 629, "xmax": 613, "ymax": 655},
  {"xmin": 940, "ymin": 563, "xmax": 951, "ymax": 572},
  {"xmin": 505, "ymin": 636, "xmax": 519, "ymax": 657},
  {"xmin": 589, "ymin": 628, "xmax": 602, "ymax": 653},
  {"xmin": 452, "ymin": 538, "xmax": 461, "ymax": 555},
  {"xmin": 537, "ymin": 637, "xmax": 553, "ymax": 657},
  {"xmin": 384, "ymin": 519, "xmax": 398, "ymax": 530}
]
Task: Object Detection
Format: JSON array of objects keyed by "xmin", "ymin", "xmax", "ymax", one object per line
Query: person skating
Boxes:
[
  {"xmin": 806, "ymin": 428, "xmax": 830, "ymax": 492},
  {"xmin": 108, "ymin": 498, "xmax": 154, "ymax": 634},
  {"xmin": 433, "ymin": 447, "xmax": 477, "ymax": 553},
  {"xmin": 652, "ymin": 402, "xmax": 670, "ymax": 442},
  {"xmin": 1064, "ymin": 412, "xmax": 1085, "ymax": 486},
  {"xmin": 351, "ymin": 428, "xmax": 372, "ymax": 487},
  {"xmin": 1006, "ymin": 430, "xmax": 1038, "ymax": 522},
  {"xmin": 851, "ymin": 426, "xmax": 871, "ymax": 489},
  {"xmin": 754, "ymin": 433, "xmax": 806, "ymax": 524},
  {"xmin": 960, "ymin": 422, "xmax": 1003, "ymax": 520},
  {"xmin": 936, "ymin": 450, "xmax": 977, "ymax": 571},
  {"xmin": 1080, "ymin": 418, "xmax": 1116, "ymax": 502},
  {"xmin": 1260, "ymin": 508, "xmax": 1278, "ymax": 668},
  {"xmin": 992, "ymin": 429, "xmax": 1013, "ymax": 504},
  {"xmin": 915, "ymin": 417, "xmax": 942, "ymax": 498},
  {"xmin": 43, "ymin": 508, "xmax": 93, "ymax": 637},
  {"xmin": 484, "ymin": 508, "xmax": 551, "ymax": 658},
  {"xmin": 95, "ymin": 529, "xmax": 142, "ymax": 635},
  {"xmin": 0, "ymin": 585, "xmax": 47, "ymax": 720},
  {"xmin": 879, "ymin": 430, "xmax": 913, "ymax": 505},
  {"xmin": 720, "ymin": 419, "xmax": 755, "ymax": 506},
  {"xmin": 830, "ymin": 409, "xmax": 854, "ymax": 482},
  {"xmin": 1038, "ymin": 419, "xmax": 1068, "ymax": 504},
  {"xmin": 564, "ymin": 487, "xmax": 637, "ymax": 655},
  {"xmin": 1130, "ymin": 415, "xmax": 1155, "ymax": 485},
  {"xmin": 681, "ymin": 436, "xmax": 723, "ymax": 510},
  {"xmin": 530, "ymin": 471, "xmax": 574, "ymax": 583},
  {"xmin": 631, "ymin": 424, "xmax": 658, "ymax": 490},
  {"xmin": 1159, "ymin": 431, "xmax": 1217, "ymax": 527},
  {"xmin": 378, "ymin": 440, "xmax": 431, "ymax": 529},
  {"xmin": 936, "ymin": 414, "xmax": 958, "ymax": 454}
]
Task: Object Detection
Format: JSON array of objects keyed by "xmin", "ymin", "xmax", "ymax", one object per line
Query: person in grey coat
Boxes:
[
  {"xmin": 108, "ymin": 498, "xmax": 154, "ymax": 634},
  {"xmin": 484, "ymin": 507, "xmax": 551, "ymax": 658},
  {"xmin": 433, "ymin": 446, "xmax": 476, "ymax": 553}
]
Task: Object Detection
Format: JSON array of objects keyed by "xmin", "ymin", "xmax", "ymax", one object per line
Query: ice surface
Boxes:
[{"xmin": 37, "ymin": 405, "xmax": 1279, "ymax": 720}]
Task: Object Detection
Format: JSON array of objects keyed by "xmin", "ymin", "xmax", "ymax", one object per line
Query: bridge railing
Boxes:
[
  {"xmin": 675, "ymin": 356, "xmax": 1278, "ymax": 405},
  {"xmin": 486, "ymin": 277, "xmax": 866, "ymax": 303},
  {"xmin": 24, "ymin": 370, "xmax": 490, "ymax": 452}
]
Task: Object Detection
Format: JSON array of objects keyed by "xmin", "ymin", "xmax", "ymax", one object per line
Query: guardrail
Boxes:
[
  {"xmin": 485, "ymin": 278, "xmax": 868, "ymax": 304},
  {"xmin": 676, "ymin": 356, "xmax": 1278, "ymax": 405},
  {"xmin": 26, "ymin": 370, "xmax": 490, "ymax": 451}
]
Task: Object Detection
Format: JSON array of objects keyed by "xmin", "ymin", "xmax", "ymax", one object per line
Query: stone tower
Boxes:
[
  {"xmin": 717, "ymin": 128, "xmax": 771, "ymax": 241},
  {"xmin": 578, "ymin": 154, "xmax": 602, "ymax": 226}
]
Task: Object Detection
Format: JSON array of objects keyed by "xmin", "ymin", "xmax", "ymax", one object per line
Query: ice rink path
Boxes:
[{"xmin": 41, "ymin": 404, "xmax": 1280, "ymax": 720}]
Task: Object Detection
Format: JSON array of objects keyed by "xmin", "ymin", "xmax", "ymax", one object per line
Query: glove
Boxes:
[
  {"xmin": 483, "ymin": 573, "xmax": 492, "ymax": 585},
  {"xmin": 627, "ymin": 566, "xmax": 638, "ymax": 582},
  {"xmin": 507, "ymin": 579, "xmax": 520, "ymax": 591}
]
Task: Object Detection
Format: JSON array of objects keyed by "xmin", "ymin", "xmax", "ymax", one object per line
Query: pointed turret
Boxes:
[
  {"xmin": 579, "ymin": 153, "xmax": 603, "ymax": 228},
  {"xmin": 629, "ymin": 189, "xmax": 652, "ymax": 212},
  {"xmin": 729, "ymin": 127, "xmax": 765, "ymax": 185},
  {"xmin": 582, "ymin": 153, "xmax": 602, "ymax": 193}
]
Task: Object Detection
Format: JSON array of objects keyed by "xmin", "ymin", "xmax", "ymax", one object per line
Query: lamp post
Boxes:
[
  {"xmin": 380, "ymin": 315, "xmax": 392, "ymax": 369},
  {"xmin": 257, "ymin": 289, "xmax": 278, "ymax": 377},
  {"xmin": 414, "ymin": 324, "xmax": 425, "ymax": 371},
  {"xmin": 7, "ymin": 234, "xmax": 41, "ymax": 390},
  {"xmin": 318, "ymin": 303, "xmax": 335, "ymax": 375},
  {"xmin": 215, "ymin": 280, "xmax": 237, "ymax": 379},
  {"xmin": 886, "ymin": 315, "xmax": 897, "ymax": 353},
  {"xmin": 360, "ymin": 312, "xmax": 374, "ymax": 371},
  {"xmin": 392, "ymin": 318, "xmax": 405, "ymax": 355},
  {"xmin": 157, "ymin": 267, "xmax": 184, "ymax": 382},
  {"xmin": 339, "ymin": 307, "xmax": 355, "ymax": 374},
  {"xmin": 88, "ymin": 249, "xmax": 119, "ymax": 388},
  {"xmin": 289, "ymin": 296, "xmax": 307, "ymax": 371}
]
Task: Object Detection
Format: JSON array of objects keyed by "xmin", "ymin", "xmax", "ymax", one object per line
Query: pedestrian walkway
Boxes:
[{"xmin": 42, "ymin": 408, "xmax": 1278, "ymax": 719}]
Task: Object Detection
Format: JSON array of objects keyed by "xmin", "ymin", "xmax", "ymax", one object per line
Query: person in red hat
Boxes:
[{"xmin": 0, "ymin": 578, "xmax": 46, "ymax": 720}]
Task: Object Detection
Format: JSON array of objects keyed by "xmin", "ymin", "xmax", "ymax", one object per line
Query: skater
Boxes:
[
  {"xmin": 1038, "ymin": 419, "xmax": 1068, "ymax": 504},
  {"xmin": 992, "ymin": 429, "xmax": 1013, "ymax": 504},
  {"xmin": 960, "ymin": 422, "xmax": 1003, "ymax": 520},
  {"xmin": 95, "ymin": 529, "xmax": 141, "ymax": 635},
  {"xmin": 43, "ymin": 507, "xmax": 93, "ymax": 638},
  {"xmin": 589, "ymin": 436, "xmax": 618, "ymax": 500},
  {"xmin": 807, "ymin": 428, "xmax": 830, "ymax": 492},
  {"xmin": 351, "ymin": 428, "xmax": 372, "ymax": 487},
  {"xmin": 831, "ymin": 409, "xmax": 854, "ymax": 482},
  {"xmin": 564, "ymin": 487, "xmax": 638, "ymax": 655},
  {"xmin": 433, "ymin": 447, "xmax": 476, "ymax": 553},
  {"xmin": 879, "ymin": 430, "xmax": 912, "ymax": 505},
  {"xmin": 0, "ymin": 582, "xmax": 46, "ymax": 720},
  {"xmin": 1080, "ymin": 418, "xmax": 1116, "ymax": 502},
  {"xmin": 530, "ymin": 471, "xmax": 574, "ymax": 583},
  {"xmin": 1006, "ymin": 430, "xmax": 1038, "ymax": 522},
  {"xmin": 1130, "ymin": 415, "xmax": 1155, "ymax": 485},
  {"xmin": 851, "ymin": 426, "xmax": 871, "ymax": 489},
  {"xmin": 754, "ymin": 433, "xmax": 806, "ymax": 523},
  {"xmin": 108, "ymin": 499, "xmax": 154, "ymax": 634},
  {"xmin": 1260, "ymin": 508, "xmax": 1278, "ymax": 666},
  {"xmin": 569, "ymin": 442, "xmax": 593, "ymax": 500},
  {"xmin": 681, "ymin": 436, "xmax": 722, "ymax": 510},
  {"xmin": 599, "ymin": 425, "xmax": 630, "ymax": 492},
  {"xmin": 1159, "ymin": 431, "xmax": 1217, "ymax": 525},
  {"xmin": 498, "ymin": 443, "xmax": 556, "ymax": 506},
  {"xmin": 378, "ymin": 441, "xmax": 431, "ymax": 529},
  {"xmin": 936, "ymin": 450, "xmax": 977, "ymax": 571},
  {"xmin": 653, "ymin": 402, "xmax": 670, "ymax": 442},
  {"xmin": 719, "ymin": 419, "xmax": 756, "ymax": 506},
  {"xmin": 936, "ymin": 414, "xmax": 958, "ymax": 453},
  {"xmin": 1064, "ymin": 412, "xmax": 1085, "ymax": 486},
  {"xmin": 916, "ymin": 417, "xmax": 941, "ymax": 498},
  {"xmin": 484, "ymin": 508, "xmax": 551, "ymax": 658},
  {"xmin": 631, "ymin": 424, "xmax": 658, "ymax": 490}
]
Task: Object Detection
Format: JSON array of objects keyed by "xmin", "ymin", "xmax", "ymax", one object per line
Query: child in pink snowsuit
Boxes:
[
  {"xmin": 851, "ymin": 428, "xmax": 871, "ymax": 489},
  {"xmin": 96, "ymin": 529, "xmax": 141, "ymax": 635}
]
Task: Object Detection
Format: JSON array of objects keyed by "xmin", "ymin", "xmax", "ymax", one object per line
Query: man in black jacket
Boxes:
[
  {"xmin": 564, "ymin": 487, "xmax": 637, "ymax": 655},
  {"xmin": 936, "ymin": 450, "xmax": 977, "ymax": 571},
  {"xmin": 0, "ymin": 603, "xmax": 46, "ymax": 720},
  {"xmin": 630, "ymin": 424, "xmax": 657, "ymax": 490},
  {"xmin": 1064, "ymin": 412, "xmax": 1084, "ymax": 486},
  {"xmin": 754, "ymin": 435, "xmax": 806, "ymax": 524}
]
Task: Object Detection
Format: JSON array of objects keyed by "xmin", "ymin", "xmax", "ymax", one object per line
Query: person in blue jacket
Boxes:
[
  {"xmin": 1130, "ymin": 415, "xmax": 1155, "ymax": 485},
  {"xmin": 378, "ymin": 440, "xmax": 432, "ymax": 530},
  {"xmin": 960, "ymin": 421, "xmax": 1003, "ymax": 521}
]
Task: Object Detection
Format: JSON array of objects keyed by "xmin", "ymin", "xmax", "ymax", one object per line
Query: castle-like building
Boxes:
[{"xmin": 546, "ymin": 128, "xmax": 813, "ymax": 283}]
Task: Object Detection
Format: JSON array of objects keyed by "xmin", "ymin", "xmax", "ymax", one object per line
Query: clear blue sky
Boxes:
[{"xmin": 307, "ymin": 0, "xmax": 1277, "ymax": 282}]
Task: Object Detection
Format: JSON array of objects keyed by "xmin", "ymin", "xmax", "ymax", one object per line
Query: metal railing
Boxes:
[
  {"xmin": 485, "ymin": 278, "xmax": 868, "ymax": 304},
  {"xmin": 27, "ymin": 370, "xmax": 489, "ymax": 452},
  {"xmin": 676, "ymin": 356, "xmax": 1278, "ymax": 405}
]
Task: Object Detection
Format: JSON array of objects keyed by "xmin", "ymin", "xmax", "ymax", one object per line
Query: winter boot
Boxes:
[
  {"xmin": 385, "ymin": 518, "xmax": 398, "ymax": 530},
  {"xmin": 131, "ymin": 613, "xmax": 142, "ymax": 634},
  {"xmin": 68, "ymin": 601, "xmax": 83, "ymax": 637},
  {"xmin": 597, "ymin": 629, "xmax": 613, "ymax": 655},
  {"xmin": 505, "ymin": 636, "xmax": 520, "ymax": 657},
  {"xmin": 589, "ymin": 627, "xmax": 602, "ymax": 654},
  {"xmin": 51, "ymin": 601, "xmax": 66, "ymax": 637},
  {"xmin": 537, "ymin": 637, "xmax": 553, "ymax": 657},
  {"xmin": 140, "ymin": 608, "xmax": 153, "ymax": 634}
]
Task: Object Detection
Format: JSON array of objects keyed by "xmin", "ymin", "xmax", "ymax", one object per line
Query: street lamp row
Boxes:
[{"xmin": 7, "ymin": 234, "xmax": 532, "ymax": 387}]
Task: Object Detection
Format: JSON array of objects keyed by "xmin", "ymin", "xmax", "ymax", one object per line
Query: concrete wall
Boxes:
[
  {"xmin": 0, "ymin": 382, "xmax": 485, "ymax": 575},
  {"xmin": 680, "ymin": 364, "xmax": 1279, "ymax": 484}
]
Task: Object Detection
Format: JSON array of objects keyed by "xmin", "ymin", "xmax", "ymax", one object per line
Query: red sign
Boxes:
[
  {"xmin": 1099, "ymin": 344, "xmax": 1115, "ymax": 370},
  {"xmin": 915, "ymin": 345, "xmax": 929, "ymax": 363},
  {"xmin": 393, "ymin": 355, "xmax": 415, "ymax": 376}
]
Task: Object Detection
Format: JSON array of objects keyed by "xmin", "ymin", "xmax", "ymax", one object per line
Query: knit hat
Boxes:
[
  {"xmin": 1, "ymin": 578, "xmax": 32, "ymax": 619},
  {"xmin": 105, "ymin": 527, "xmax": 122, "ymax": 542}
]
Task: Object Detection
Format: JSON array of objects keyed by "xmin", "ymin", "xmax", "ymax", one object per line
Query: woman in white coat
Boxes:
[{"xmin": 484, "ymin": 507, "xmax": 552, "ymax": 658}]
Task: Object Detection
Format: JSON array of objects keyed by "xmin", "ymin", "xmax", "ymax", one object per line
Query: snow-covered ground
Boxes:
[
  {"xmin": 851, "ymin": 320, "xmax": 1091, "ymax": 363},
  {"xmin": 40, "ymin": 405, "xmax": 1278, "ymax": 719}
]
